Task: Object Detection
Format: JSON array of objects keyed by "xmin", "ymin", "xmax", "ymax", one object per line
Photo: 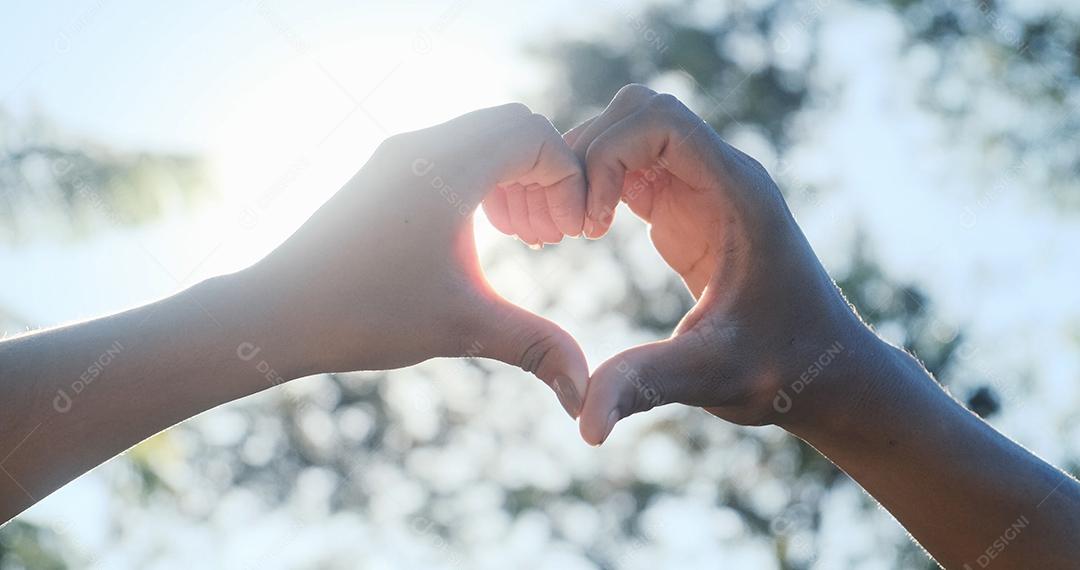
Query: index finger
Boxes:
[
  {"xmin": 481, "ymin": 113, "xmax": 587, "ymax": 236},
  {"xmin": 582, "ymin": 94, "xmax": 726, "ymax": 208},
  {"xmin": 569, "ymin": 84, "xmax": 658, "ymax": 237}
]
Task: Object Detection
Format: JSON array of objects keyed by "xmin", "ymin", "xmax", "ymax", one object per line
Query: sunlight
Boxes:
[
  {"xmin": 7, "ymin": 2, "xmax": 1080, "ymax": 567},
  {"xmin": 203, "ymin": 36, "xmax": 517, "ymax": 280}
]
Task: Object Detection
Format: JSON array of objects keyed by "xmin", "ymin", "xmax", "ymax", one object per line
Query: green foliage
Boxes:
[
  {"xmin": 537, "ymin": 3, "xmax": 809, "ymax": 145},
  {"xmin": 530, "ymin": 0, "xmax": 1056, "ymax": 565},
  {"xmin": 0, "ymin": 521, "xmax": 67, "ymax": 570},
  {"xmin": 888, "ymin": 0, "xmax": 1080, "ymax": 204},
  {"xmin": 0, "ymin": 110, "xmax": 211, "ymax": 240},
  {"xmin": 4, "ymin": 1, "xmax": 1075, "ymax": 566}
]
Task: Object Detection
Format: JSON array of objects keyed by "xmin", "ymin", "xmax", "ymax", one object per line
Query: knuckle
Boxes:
[
  {"xmin": 593, "ymin": 201, "xmax": 617, "ymax": 223},
  {"xmin": 374, "ymin": 132, "xmax": 407, "ymax": 157},
  {"xmin": 370, "ymin": 133, "xmax": 426, "ymax": 181},
  {"xmin": 516, "ymin": 328, "xmax": 559, "ymax": 375},
  {"xmin": 583, "ymin": 134, "xmax": 612, "ymax": 163},
  {"xmin": 614, "ymin": 83, "xmax": 657, "ymax": 107},
  {"xmin": 525, "ymin": 112, "xmax": 555, "ymax": 134},
  {"xmin": 457, "ymin": 103, "xmax": 533, "ymax": 142},
  {"xmin": 374, "ymin": 131, "xmax": 423, "ymax": 163},
  {"xmin": 583, "ymin": 144, "xmax": 622, "ymax": 194},
  {"xmin": 648, "ymin": 92, "xmax": 688, "ymax": 116},
  {"xmin": 619, "ymin": 360, "xmax": 667, "ymax": 414},
  {"xmin": 501, "ymin": 113, "xmax": 555, "ymax": 157},
  {"xmin": 642, "ymin": 93, "xmax": 698, "ymax": 137},
  {"xmin": 741, "ymin": 151, "xmax": 774, "ymax": 183},
  {"xmin": 499, "ymin": 101, "xmax": 533, "ymax": 118},
  {"xmin": 471, "ymin": 102, "xmax": 532, "ymax": 128}
]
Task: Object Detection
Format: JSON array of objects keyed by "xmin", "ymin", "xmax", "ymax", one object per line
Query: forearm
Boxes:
[
  {"xmin": 791, "ymin": 333, "xmax": 1080, "ymax": 568},
  {"xmin": 0, "ymin": 270, "xmax": 302, "ymax": 522}
]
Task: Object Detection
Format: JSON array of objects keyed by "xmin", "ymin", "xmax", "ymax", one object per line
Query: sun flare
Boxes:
[{"xmin": 201, "ymin": 37, "xmax": 518, "ymax": 280}]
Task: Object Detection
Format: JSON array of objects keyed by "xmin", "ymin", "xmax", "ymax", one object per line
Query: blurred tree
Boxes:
[
  {"xmin": 889, "ymin": 0, "xmax": 1080, "ymax": 207},
  {"xmin": 4, "ymin": 0, "xmax": 1078, "ymax": 567},
  {"xmin": 527, "ymin": 0, "xmax": 1076, "ymax": 567},
  {"xmin": 0, "ymin": 521, "xmax": 66, "ymax": 570},
  {"xmin": 0, "ymin": 109, "xmax": 210, "ymax": 567},
  {"xmin": 0, "ymin": 108, "xmax": 210, "ymax": 241}
]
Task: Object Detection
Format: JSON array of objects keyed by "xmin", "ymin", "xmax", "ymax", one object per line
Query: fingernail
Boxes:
[
  {"xmin": 527, "ymin": 241, "xmax": 542, "ymax": 251},
  {"xmin": 583, "ymin": 219, "xmax": 596, "ymax": 238},
  {"xmin": 599, "ymin": 408, "xmax": 620, "ymax": 444},
  {"xmin": 552, "ymin": 374, "xmax": 582, "ymax": 419}
]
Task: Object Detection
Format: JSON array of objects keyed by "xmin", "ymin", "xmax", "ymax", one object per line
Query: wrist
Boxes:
[
  {"xmin": 773, "ymin": 322, "xmax": 901, "ymax": 442},
  {"xmin": 780, "ymin": 324, "xmax": 944, "ymax": 454},
  {"xmin": 190, "ymin": 268, "xmax": 316, "ymax": 384}
]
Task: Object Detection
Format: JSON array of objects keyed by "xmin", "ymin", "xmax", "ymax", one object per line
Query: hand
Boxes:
[
  {"xmin": 0, "ymin": 103, "xmax": 594, "ymax": 521},
  {"xmin": 249, "ymin": 104, "xmax": 590, "ymax": 417},
  {"xmin": 567, "ymin": 85, "xmax": 873, "ymax": 443}
]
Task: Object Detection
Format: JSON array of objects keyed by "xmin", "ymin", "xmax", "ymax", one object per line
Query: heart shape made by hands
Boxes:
[{"xmin": 468, "ymin": 85, "xmax": 845, "ymax": 447}]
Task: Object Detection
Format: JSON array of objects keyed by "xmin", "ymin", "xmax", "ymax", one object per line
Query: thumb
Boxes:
[
  {"xmin": 580, "ymin": 333, "xmax": 705, "ymax": 445},
  {"xmin": 467, "ymin": 298, "xmax": 589, "ymax": 419}
]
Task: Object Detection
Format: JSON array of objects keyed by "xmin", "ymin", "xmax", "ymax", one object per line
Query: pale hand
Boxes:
[{"xmin": 251, "ymin": 104, "xmax": 591, "ymax": 416}]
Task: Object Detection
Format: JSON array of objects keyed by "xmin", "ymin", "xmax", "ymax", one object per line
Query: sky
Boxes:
[
  {"xmin": 3, "ymin": 1, "xmax": 1080, "ymax": 566},
  {"xmin": 0, "ymin": 0, "xmax": 626, "ymax": 325},
  {"xmin": 1, "ymin": 0, "xmax": 613, "ymax": 152},
  {"xmin": 3, "ymin": 0, "xmax": 1078, "ymax": 418},
  {"xmin": 2, "ymin": 0, "xmax": 1078, "ymax": 408}
]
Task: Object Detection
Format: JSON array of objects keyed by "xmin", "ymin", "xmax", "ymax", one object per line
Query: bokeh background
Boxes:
[{"xmin": 2, "ymin": 0, "xmax": 1079, "ymax": 568}]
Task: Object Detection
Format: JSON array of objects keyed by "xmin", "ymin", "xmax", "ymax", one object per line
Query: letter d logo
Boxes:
[
  {"xmin": 411, "ymin": 158, "xmax": 434, "ymax": 176},
  {"xmin": 773, "ymin": 389, "xmax": 793, "ymax": 414},
  {"xmin": 53, "ymin": 389, "xmax": 73, "ymax": 413}
]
